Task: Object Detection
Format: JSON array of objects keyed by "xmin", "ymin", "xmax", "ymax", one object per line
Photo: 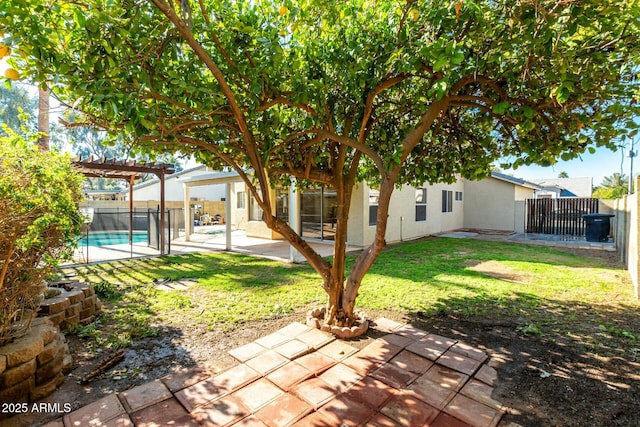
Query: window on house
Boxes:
[
  {"xmin": 369, "ymin": 189, "xmax": 379, "ymax": 226},
  {"xmin": 249, "ymin": 189, "xmax": 263, "ymax": 221},
  {"xmin": 455, "ymin": 191, "xmax": 463, "ymax": 201},
  {"xmin": 442, "ymin": 190, "xmax": 453, "ymax": 213},
  {"xmin": 237, "ymin": 191, "xmax": 246, "ymax": 209},
  {"xmin": 275, "ymin": 188, "xmax": 288, "ymax": 222},
  {"xmin": 415, "ymin": 188, "xmax": 427, "ymax": 222}
]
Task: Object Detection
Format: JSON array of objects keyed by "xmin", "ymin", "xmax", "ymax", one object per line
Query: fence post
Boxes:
[
  {"xmin": 167, "ymin": 209, "xmax": 171, "ymax": 255},
  {"xmin": 634, "ymin": 177, "xmax": 640, "ymax": 299}
]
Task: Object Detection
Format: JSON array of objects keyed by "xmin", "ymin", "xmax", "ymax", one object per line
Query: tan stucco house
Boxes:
[
  {"xmin": 180, "ymin": 170, "xmax": 542, "ymax": 249},
  {"xmin": 463, "ymin": 172, "xmax": 539, "ymax": 233}
]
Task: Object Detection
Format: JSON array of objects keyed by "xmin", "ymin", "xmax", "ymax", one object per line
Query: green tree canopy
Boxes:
[
  {"xmin": 601, "ymin": 172, "xmax": 628, "ymax": 189},
  {"xmin": 0, "ymin": 83, "xmax": 37, "ymax": 135},
  {"xmin": 593, "ymin": 172, "xmax": 630, "ymax": 198},
  {"xmin": 3, "ymin": 0, "xmax": 639, "ymax": 326}
]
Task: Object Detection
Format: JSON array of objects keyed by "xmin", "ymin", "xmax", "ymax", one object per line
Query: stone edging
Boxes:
[{"xmin": 306, "ymin": 307, "xmax": 369, "ymax": 339}]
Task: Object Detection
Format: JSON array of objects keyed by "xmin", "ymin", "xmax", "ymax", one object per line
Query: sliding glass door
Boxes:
[{"xmin": 300, "ymin": 188, "xmax": 338, "ymax": 240}]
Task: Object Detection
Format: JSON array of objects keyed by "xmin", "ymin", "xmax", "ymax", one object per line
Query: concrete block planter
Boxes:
[
  {"xmin": 38, "ymin": 280, "xmax": 101, "ymax": 331},
  {"xmin": 0, "ymin": 318, "xmax": 69, "ymax": 412},
  {"xmin": 0, "ymin": 280, "xmax": 100, "ymax": 414}
]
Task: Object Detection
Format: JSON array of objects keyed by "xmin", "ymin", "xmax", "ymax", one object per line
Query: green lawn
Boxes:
[{"xmin": 67, "ymin": 237, "xmax": 639, "ymax": 356}]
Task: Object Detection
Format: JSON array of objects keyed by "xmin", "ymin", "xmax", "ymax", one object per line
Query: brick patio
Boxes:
[{"xmin": 43, "ymin": 318, "xmax": 515, "ymax": 427}]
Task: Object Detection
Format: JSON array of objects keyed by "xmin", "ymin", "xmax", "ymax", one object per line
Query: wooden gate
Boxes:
[{"xmin": 525, "ymin": 198, "xmax": 599, "ymax": 236}]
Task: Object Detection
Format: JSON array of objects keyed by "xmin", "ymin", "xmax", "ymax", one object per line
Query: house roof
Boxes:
[
  {"xmin": 125, "ymin": 164, "xmax": 209, "ymax": 192},
  {"xmin": 530, "ymin": 177, "xmax": 593, "ymax": 197},
  {"xmin": 490, "ymin": 171, "xmax": 541, "ymax": 190},
  {"xmin": 180, "ymin": 169, "xmax": 244, "ymax": 186},
  {"xmin": 83, "ymin": 189, "xmax": 123, "ymax": 194}
]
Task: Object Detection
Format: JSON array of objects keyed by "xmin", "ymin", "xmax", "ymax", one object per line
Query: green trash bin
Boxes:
[{"xmin": 582, "ymin": 213, "xmax": 614, "ymax": 242}]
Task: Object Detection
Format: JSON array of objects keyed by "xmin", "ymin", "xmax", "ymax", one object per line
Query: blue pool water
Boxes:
[{"xmin": 79, "ymin": 231, "xmax": 148, "ymax": 247}]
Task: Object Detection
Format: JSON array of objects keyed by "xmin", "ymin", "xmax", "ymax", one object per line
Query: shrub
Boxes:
[{"xmin": 0, "ymin": 129, "xmax": 84, "ymax": 345}]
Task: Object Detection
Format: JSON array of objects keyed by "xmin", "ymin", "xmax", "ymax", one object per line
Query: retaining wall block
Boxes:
[
  {"xmin": 65, "ymin": 302, "xmax": 82, "ymax": 318},
  {"xmin": 36, "ymin": 340, "xmax": 61, "ymax": 366},
  {"xmin": 0, "ymin": 359, "xmax": 37, "ymax": 388},
  {"xmin": 0, "ymin": 331, "xmax": 44, "ymax": 368},
  {"xmin": 60, "ymin": 314, "xmax": 79, "ymax": 331},
  {"xmin": 66, "ymin": 290, "xmax": 85, "ymax": 305},
  {"xmin": 36, "ymin": 351, "xmax": 64, "ymax": 386},
  {"xmin": 31, "ymin": 372, "xmax": 65, "ymax": 402},
  {"xmin": 81, "ymin": 294, "xmax": 97, "ymax": 309},
  {"xmin": 37, "ymin": 297, "xmax": 70, "ymax": 316},
  {"xmin": 0, "ymin": 376, "xmax": 34, "ymax": 404}
]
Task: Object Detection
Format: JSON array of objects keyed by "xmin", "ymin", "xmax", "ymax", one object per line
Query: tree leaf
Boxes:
[{"xmin": 492, "ymin": 101, "xmax": 510, "ymax": 115}]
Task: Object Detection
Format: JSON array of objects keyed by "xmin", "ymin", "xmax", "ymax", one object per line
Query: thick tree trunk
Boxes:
[
  {"xmin": 341, "ymin": 178, "xmax": 394, "ymax": 323},
  {"xmin": 341, "ymin": 99, "xmax": 449, "ymax": 322},
  {"xmin": 325, "ymin": 276, "xmax": 345, "ymax": 325}
]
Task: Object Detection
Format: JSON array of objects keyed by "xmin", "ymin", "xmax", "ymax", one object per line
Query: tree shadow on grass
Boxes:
[{"xmin": 74, "ymin": 252, "xmax": 317, "ymax": 291}]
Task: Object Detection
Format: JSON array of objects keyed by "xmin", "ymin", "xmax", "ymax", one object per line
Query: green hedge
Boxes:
[{"xmin": 0, "ymin": 130, "xmax": 84, "ymax": 345}]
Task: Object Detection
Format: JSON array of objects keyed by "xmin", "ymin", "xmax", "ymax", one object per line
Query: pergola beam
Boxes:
[{"xmin": 73, "ymin": 156, "xmax": 175, "ymax": 178}]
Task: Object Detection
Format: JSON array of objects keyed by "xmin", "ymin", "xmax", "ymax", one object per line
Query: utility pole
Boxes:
[{"xmin": 628, "ymin": 135, "xmax": 636, "ymax": 195}]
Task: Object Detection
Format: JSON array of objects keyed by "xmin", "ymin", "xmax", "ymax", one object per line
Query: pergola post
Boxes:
[
  {"xmin": 160, "ymin": 171, "xmax": 166, "ymax": 254},
  {"xmin": 129, "ymin": 175, "xmax": 135, "ymax": 244},
  {"xmin": 178, "ymin": 171, "xmax": 244, "ymax": 250}
]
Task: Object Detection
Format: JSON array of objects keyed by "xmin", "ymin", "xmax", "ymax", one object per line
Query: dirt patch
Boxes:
[
  {"xmin": 468, "ymin": 260, "xmax": 532, "ymax": 283},
  {"xmin": 8, "ymin": 306, "xmax": 637, "ymax": 427}
]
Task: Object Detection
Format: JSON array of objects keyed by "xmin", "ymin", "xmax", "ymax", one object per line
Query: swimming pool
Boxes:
[{"xmin": 78, "ymin": 231, "xmax": 149, "ymax": 247}]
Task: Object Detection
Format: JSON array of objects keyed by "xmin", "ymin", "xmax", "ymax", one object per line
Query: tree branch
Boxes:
[
  {"xmin": 358, "ymin": 74, "xmax": 408, "ymax": 142},
  {"xmin": 257, "ymin": 96, "xmax": 318, "ymax": 116},
  {"xmin": 150, "ymin": 0, "xmax": 271, "ymax": 210},
  {"xmin": 316, "ymin": 130, "xmax": 385, "ymax": 176}
]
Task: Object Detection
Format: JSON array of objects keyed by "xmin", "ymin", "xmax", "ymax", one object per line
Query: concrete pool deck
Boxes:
[{"xmin": 68, "ymin": 227, "xmax": 353, "ymax": 265}]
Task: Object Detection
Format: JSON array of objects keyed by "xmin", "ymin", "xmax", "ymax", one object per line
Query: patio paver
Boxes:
[
  {"xmin": 129, "ymin": 397, "xmax": 188, "ymax": 426},
  {"xmin": 119, "ymin": 379, "xmax": 172, "ymax": 412},
  {"xmin": 49, "ymin": 318, "xmax": 515, "ymax": 427},
  {"xmin": 265, "ymin": 362, "xmax": 314, "ymax": 391}
]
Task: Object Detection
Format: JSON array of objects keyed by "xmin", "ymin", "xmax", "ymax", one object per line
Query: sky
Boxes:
[{"xmin": 502, "ymin": 143, "xmax": 634, "ymax": 187}]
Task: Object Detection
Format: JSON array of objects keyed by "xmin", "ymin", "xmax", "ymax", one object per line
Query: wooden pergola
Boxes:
[{"xmin": 72, "ymin": 157, "xmax": 175, "ymax": 254}]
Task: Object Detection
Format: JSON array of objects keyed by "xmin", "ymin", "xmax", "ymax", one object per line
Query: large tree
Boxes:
[{"xmin": 3, "ymin": 0, "xmax": 638, "ymax": 326}]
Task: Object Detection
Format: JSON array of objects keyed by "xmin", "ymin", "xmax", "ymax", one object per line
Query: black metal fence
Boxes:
[
  {"xmin": 74, "ymin": 208, "xmax": 184, "ymax": 263},
  {"xmin": 525, "ymin": 198, "xmax": 599, "ymax": 236}
]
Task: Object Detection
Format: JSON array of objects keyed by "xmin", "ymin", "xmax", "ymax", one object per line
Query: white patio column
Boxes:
[
  {"xmin": 183, "ymin": 183, "xmax": 191, "ymax": 242},
  {"xmin": 289, "ymin": 179, "xmax": 305, "ymax": 263},
  {"xmin": 225, "ymin": 182, "xmax": 232, "ymax": 251}
]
